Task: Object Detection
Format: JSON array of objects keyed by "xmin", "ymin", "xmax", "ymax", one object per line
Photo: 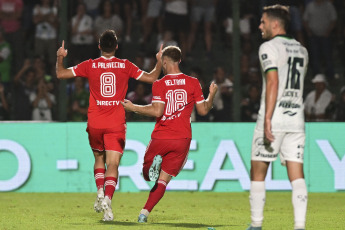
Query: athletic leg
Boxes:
[
  {"xmin": 248, "ymin": 160, "xmax": 270, "ymax": 228},
  {"xmin": 138, "ymin": 170, "xmax": 172, "ymax": 223},
  {"xmin": 287, "ymin": 161, "xmax": 307, "ymax": 230},
  {"xmin": 102, "ymin": 150, "xmax": 122, "ymax": 221},
  {"xmin": 93, "ymin": 150, "xmax": 106, "ymax": 212}
]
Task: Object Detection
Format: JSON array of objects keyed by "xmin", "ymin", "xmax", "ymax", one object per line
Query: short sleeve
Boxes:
[
  {"xmin": 152, "ymin": 81, "xmax": 165, "ymax": 104},
  {"xmin": 194, "ymin": 79, "xmax": 205, "ymax": 104},
  {"xmin": 71, "ymin": 60, "xmax": 91, "ymax": 78},
  {"xmin": 125, "ymin": 60, "xmax": 143, "ymax": 80},
  {"xmin": 259, "ymin": 42, "xmax": 278, "ymax": 73}
]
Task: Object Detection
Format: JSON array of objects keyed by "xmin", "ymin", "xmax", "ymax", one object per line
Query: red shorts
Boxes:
[
  {"xmin": 143, "ymin": 138, "xmax": 191, "ymax": 180},
  {"xmin": 86, "ymin": 126, "xmax": 126, "ymax": 153}
]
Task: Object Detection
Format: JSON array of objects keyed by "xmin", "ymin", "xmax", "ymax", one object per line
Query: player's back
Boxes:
[
  {"xmin": 72, "ymin": 56, "xmax": 143, "ymax": 129},
  {"xmin": 151, "ymin": 73, "xmax": 205, "ymax": 139},
  {"xmin": 257, "ymin": 35, "xmax": 309, "ymax": 132}
]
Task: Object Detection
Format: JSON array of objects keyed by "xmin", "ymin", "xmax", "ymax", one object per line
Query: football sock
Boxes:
[
  {"xmin": 143, "ymin": 179, "xmax": 167, "ymax": 212},
  {"xmin": 249, "ymin": 181, "xmax": 265, "ymax": 227},
  {"xmin": 291, "ymin": 178, "xmax": 307, "ymax": 229},
  {"xmin": 140, "ymin": 209, "xmax": 150, "ymax": 217},
  {"xmin": 104, "ymin": 177, "xmax": 117, "ymax": 200},
  {"xmin": 94, "ymin": 168, "xmax": 105, "ymax": 190}
]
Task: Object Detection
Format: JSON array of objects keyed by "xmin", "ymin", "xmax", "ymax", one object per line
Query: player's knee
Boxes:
[{"xmin": 106, "ymin": 161, "xmax": 120, "ymax": 170}]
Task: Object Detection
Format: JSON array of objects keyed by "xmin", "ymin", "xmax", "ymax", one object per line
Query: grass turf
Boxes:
[{"xmin": 0, "ymin": 192, "xmax": 344, "ymax": 230}]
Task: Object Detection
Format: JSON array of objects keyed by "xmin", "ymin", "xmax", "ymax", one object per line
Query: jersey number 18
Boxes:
[{"xmin": 165, "ymin": 89, "xmax": 187, "ymax": 115}]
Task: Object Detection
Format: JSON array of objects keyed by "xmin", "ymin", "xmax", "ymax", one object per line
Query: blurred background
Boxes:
[{"xmin": 0, "ymin": 0, "xmax": 344, "ymax": 123}]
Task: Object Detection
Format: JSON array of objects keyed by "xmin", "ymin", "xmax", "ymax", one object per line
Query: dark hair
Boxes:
[
  {"xmin": 263, "ymin": 4, "xmax": 290, "ymax": 32},
  {"xmin": 98, "ymin": 0, "xmax": 114, "ymax": 16},
  {"xmin": 162, "ymin": 46, "xmax": 181, "ymax": 62},
  {"xmin": 99, "ymin": 30, "xmax": 118, "ymax": 53}
]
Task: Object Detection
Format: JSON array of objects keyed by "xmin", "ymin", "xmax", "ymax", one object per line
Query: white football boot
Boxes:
[
  {"xmin": 101, "ymin": 196, "xmax": 114, "ymax": 221},
  {"xmin": 93, "ymin": 188, "xmax": 104, "ymax": 213}
]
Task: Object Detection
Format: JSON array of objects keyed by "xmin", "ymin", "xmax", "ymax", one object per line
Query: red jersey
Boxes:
[
  {"xmin": 151, "ymin": 73, "xmax": 205, "ymax": 139},
  {"xmin": 72, "ymin": 56, "xmax": 143, "ymax": 129}
]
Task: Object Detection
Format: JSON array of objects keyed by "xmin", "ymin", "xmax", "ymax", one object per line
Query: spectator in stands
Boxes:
[
  {"xmin": 13, "ymin": 60, "xmax": 36, "ymax": 120},
  {"xmin": 0, "ymin": 0, "xmax": 24, "ymax": 72},
  {"xmin": 140, "ymin": 0, "xmax": 164, "ymax": 46},
  {"xmin": 241, "ymin": 84, "xmax": 260, "ymax": 122},
  {"xmin": 241, "ymin": 40, "xmax": 259, "ymax": 68},
  {"xmin": 164, "ymin": 0, "xmax": 189, "ymax": 59},
  {"xmin": 303, "ymin": 0, "xmax": 337, "ymax": 81},
  {"xmin": 33, "ymin": 0, "xmax": 58, "ymax": 73},
  {"xmin": 223, "ymin": 10, "xmax": 251, "ymax": 42},
  {"xmin": 83, "ymin": 0, "xmax": 101, "ymax": 18},
  {"xmin": 71, "ymin": 2, "xmax": 95, "ymax": 63},
  {"xmin": 187, "ymin": 0, "xmax": 215, "ymax": 59},
  {"xmin": 0, "ymin": 28, "xmax": 11, "ymax": 90},
  {"xmin": 94, "ymin": 0, "xmax": 123, "ymax": 40},
  {"xmin": 30, "ymin": 79, "xmax": 55, "ymax": 121},
  {"xmin": 69, "ymin": 77, "xmax": 89, "ymax": 121},
  {"xmin": 0, "ymin": 81, "xmax": 9, "ymax": 120},
  {"xmin": 126, "ymin": 82, "xmax": 153, "ymax": 121},
  {"xmin": 113, "ymin": 0, "xmax": 134, "ymax": 43},
  {"xmin": 190, "ymin": 67, "xmax": 210, "ymax": 122},
  {"xmin": 156, "ymin": 30, "xmax": 178, "ymax": 52},
  {"xmin": 32, "ymin": 55, "xmax": 46, "ymax": 82},
  {"xmin": 334, "ymin": 86, "xmax": 345, "ymax": 121},
  {"xmin": 304, "ymin": 74, "xmax": 333, "ymax": 121},
  {"xmin": 127, "ymin": 82, "xmax": 152, "ymax": 105},
  {"xmin": 211, "ymin": 66, "xmax": 233, "ymax": 121}
]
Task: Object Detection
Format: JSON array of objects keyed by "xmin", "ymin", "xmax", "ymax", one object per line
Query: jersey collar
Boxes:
[
  {"xmin": 166, "ymin": 73, "xmax": 183, "ymax": 76},
  {"xmin": 101, "ymin": 56, "xmax": 115, "ymax": 60},
  {"xmin": 273, "ymin": 34, "xmax": 293, "ymax": 40}
]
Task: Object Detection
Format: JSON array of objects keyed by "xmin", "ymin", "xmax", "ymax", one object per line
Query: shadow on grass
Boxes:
[{"xmin": 97, "ymin": 220, "xmax": 236, "ymax": 228}]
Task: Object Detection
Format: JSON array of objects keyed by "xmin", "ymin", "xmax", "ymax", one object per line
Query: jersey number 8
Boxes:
[{"xmin": 100, "ymin": 72, "xmax": 116, "ymax": 97}]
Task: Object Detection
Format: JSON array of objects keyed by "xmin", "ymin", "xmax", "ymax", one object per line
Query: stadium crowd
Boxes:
[{"xmin": 0, "ymin": 0, "xmax": 345, "ymax": 122}]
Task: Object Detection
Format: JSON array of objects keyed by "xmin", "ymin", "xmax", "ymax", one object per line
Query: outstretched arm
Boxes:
[
  {"xmin": 121, "ymin": 100, "xmax": 165, "ymax": 118},
  {"xmin": 138, "ymin": 44, "xmax": 163, "ymax": 83},
  {"xmin": 56, "ymin": 40, "xmax": 74, "ymax": 79},
  {"xmin": 195, "ymin": 82, "xmax": 218, "ymax": 116}
]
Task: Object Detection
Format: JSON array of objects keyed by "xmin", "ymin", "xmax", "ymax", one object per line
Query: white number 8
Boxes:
[{"xmin": 100, "ymin": 72, "xmax": 116, "ymax": 97}]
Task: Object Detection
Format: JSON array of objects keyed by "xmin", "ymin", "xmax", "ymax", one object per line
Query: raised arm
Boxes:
[
  {"xmin": 195, "ymin": 82, "xmax": 218, "ymax": 116},
  {"xmin": 264, "ymin": 70, "xmax": 278, "ymax": 142},
  {"xmin": 56, "ymin": 40, "xmax": 74, "ymax": 79},
  {"xmin": 121, "ymin": 100, "xmax": 165, "ymax": 118},
  {"xmin": 138, "ymin": 44, "xmax": 163, "ymax": 83}
]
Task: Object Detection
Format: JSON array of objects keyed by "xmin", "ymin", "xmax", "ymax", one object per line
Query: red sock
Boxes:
[
  {"xmin": 143, "ymin": 180, "xmax": 167, "ymax": 212},
  {"xmin": 94, "ymin": 168, "xmax": 105, "ymax": 190},
  {"xmin": 104, "ymin": 177, "xmax": 117, "ymax": 200}
]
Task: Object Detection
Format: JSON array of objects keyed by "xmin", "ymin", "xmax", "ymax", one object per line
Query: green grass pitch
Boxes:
[{"xmin": 0, "ymin": 192, "xmax": 344, "ymax": 230}]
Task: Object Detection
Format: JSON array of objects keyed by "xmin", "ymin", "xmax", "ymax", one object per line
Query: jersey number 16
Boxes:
[{"xmin": 285, "ymin": 57, "xmax": 304, "ymax": 90}]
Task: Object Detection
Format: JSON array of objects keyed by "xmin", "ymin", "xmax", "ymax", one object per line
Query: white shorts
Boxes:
[{"xmin": 251, "ymin": 129, "xmax": 305, "ymax": 165}]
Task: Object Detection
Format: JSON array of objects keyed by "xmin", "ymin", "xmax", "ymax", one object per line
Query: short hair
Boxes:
[
  {"xmin": 263, "ymin": 4, "xmax": 290, "ymax": 31},
  {"xmin": 99, "ymin": 30, "xmax": 118, "ymax": 53},
  {"xmin": 162, "ymin": 46, "xmax": 181, "ymax": 62}
]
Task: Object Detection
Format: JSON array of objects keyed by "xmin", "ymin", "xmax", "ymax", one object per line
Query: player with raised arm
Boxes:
[
  {"xmin": 56, "ymin": 30, "xmax": 162, "ymax": 221},
  {"xmin": 247, "ymin": 5, "xmax": 308, "ymax": 230},
  {"xmin": 121, "ymin": 46, "xmax": 218, "ymax": 223}
]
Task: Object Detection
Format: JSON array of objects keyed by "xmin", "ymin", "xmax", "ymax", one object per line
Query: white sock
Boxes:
[
  {"xmin": 291, "ymin": 178, "xmax": 308, "ymax": 229},
  {"xmin": 97, "ymin": 188, "xmax": 104, "ymax": 197},
  {"xmin": 249, "ymin": 181, "xmax": 265, "ymax": 227},
  {"xmin": 140, "ymin": 209, "xmax": 150, "ymax": 217}
]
